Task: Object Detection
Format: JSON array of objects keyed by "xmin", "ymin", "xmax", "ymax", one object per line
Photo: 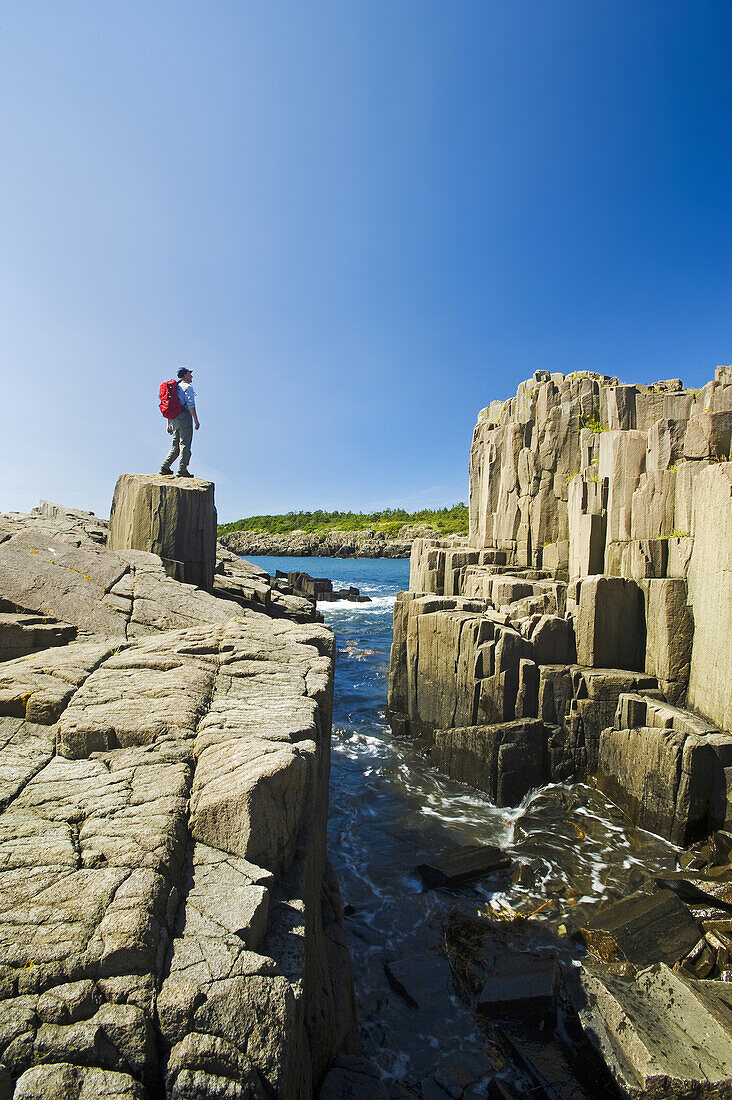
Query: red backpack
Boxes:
[{"xmin": 159, "ymin": 379, "xmax": 183, "ymax": 419}]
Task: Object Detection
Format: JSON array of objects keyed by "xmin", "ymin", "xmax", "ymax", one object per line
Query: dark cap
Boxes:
[{"xmin": 177, "ymin": 367, "xmax": 192, "ymax": 379}]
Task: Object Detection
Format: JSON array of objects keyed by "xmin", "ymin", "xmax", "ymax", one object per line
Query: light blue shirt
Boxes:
[{"xmin": 178, "ymin": 381, "xmax": 196, "ymax": 410}]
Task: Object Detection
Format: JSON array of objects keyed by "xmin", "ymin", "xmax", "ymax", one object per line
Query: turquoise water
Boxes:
[{"xmin": 248, "ymin": 556, "xmax": 676, "ymax": 1087}]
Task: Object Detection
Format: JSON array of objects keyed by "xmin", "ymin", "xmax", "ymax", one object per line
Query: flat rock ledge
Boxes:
[{"xmin": 0, "ymin": 502, "xmax": 358, "ymax": 1098}]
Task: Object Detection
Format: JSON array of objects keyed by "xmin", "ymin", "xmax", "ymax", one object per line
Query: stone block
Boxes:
[
  {"xmin": 416, "ymin": 844, "xmax": 510, "ymax": 888},
  {"xmin": 595, "ymin": 724, "xmax": 687, "ymax": 839},
  {"xmin": 684, "ymin": 411, "xmax": 732, "ymax": 460},
  {"xmin": 622, "ymin": 537, "xmax": 668, "ymax": 580},
  {"xmin": 630, "ymin": 469, "xmax": 677, "ymax": 540},
  {"xmin": 540, "ymin": 539, "xmax": 569, "ymax": 576},
  {"xmin": 491, "ymin": 577, "xmax": 534, "ymax": 607},
  {"xmin": 320, "ymin": 1055, "xmax": 390, "ymax": 1100},
  {"xmin": 601, "ymin": 384, "xmax": 637, "ymax": 430},
  {"xmin": 431, "ymin": 719, "xmax": 549, "ymax": 805},
  {"xmin": 687, "ymin": 463, "xmax": 732, "ymax": 732},
  {"xmin": 666, "ymin": 534, "xmax": 694, "ymax": 578},
  {"xmin": 596, "ymin": 693, "xmax": 731, "ymax": 844},
  {"xmin": 385, "ymin": 591, "xmax": 418, "ymax": 733},
  {"xmin": 575, "ymin": 576, "xmax": 645, "ymax": 671},
  {"xmin": 575, "ymin": 963, "xmax": 732, "ymax": 1099},
  {"xmin": 641, "ymin": 578, "xmax": 693, "ymax": 687},
  {"xmin": 0, "ymin": 535, "xmax": 129, "ymax": 637},
  {"xmin": 408, "ymin": 538, "xmax": 446, "ymax": 594},
  {"xmin": 478, "ymin": 955, "xmax": 559, "ymax": 1025},
  {"xmin": 636, "ymin": 389, "xmax": 694, "ymax": 431},
  {"xmin": 191, "ymin": 739, "xmax": 316, "ymax": 876},
  {"xmin": 108, "ymin": 473, "xmax": 217, "ymax": 592},
  {"xmin": 712, "ymin": 385, "xmax": 732, "ymax": 414},
  {"xmin": 528, "ymin": 615, "xmax": 576, "ymax": 665},
  {"xmin": 442, "ymin": 549, "xmax": 480, "ymax": 596},
  {"xmin": 576, "ymin": 890, "xmax": 700, "ymax": 968},
  {"xmin": 646, "ymin": 417, "xmax": 686, "ymax": 471},
  {"xmin": 0, "ymin": 612, "xmax": 76, "ymax": 662},
  {"xmin": 384, "ymin": 954, "xmax": 453, "ymax": 1011},
  {"xmin": 569, "ymin": 511, "xmax": 605, "ymax": 581},
  {"xmin": 515, "ymin": 658, "xmax": 539, "ymax": 718},
  {"xmin": 411, "ymin": 607, "xmax": 481, "ymax": 734},
  {"xmin": 14, "ymin": 1064, "xmax": 146, "ymax": 1099},
  {"xmin": 599, "ymin": 429, "xmax": 646, "ymax": 544}
]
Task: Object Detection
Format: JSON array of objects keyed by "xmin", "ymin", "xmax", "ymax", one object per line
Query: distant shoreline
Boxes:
[
  {"xmin": 219, "ymin": 528, "xmax": 418, "ymax": 558},
  {"xmin": 218, "ymin": 506, "xmax": 469, "ymax": 559}
]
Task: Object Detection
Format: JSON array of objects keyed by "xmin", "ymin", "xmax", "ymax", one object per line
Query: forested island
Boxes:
[{"xmin": 217, "ymin": 504, "xmax": 469, "ymax": 557}]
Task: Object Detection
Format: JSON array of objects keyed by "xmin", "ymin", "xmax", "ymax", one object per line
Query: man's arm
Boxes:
[{"xmin": 191, "ymin": 404, "xmax": 200, "ymax": 430}]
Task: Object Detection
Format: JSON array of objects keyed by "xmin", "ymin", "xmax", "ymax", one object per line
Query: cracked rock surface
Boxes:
[{"xmin": 0, "ymin": 503, "xmax": 359, "ymax": 1098}]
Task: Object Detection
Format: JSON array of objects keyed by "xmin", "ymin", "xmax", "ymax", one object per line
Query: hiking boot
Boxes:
[
  {"xmin": 177, "ymin": 471, "xmax": 194, "ymax": 478},
  {"xmin": 159, "ymin": 467, "xmax": 173, "ymax": 476}
]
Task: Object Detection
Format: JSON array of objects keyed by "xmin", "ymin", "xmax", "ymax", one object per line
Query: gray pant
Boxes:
[{"xmin": 162, "ymin": 410, "xmax": 193, "ymax": 474}]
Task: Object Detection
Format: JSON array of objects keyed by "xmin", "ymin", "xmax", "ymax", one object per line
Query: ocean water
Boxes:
[{"xmin": 247, "ymin": 556, "xmax": 677, "ymax": 1086}]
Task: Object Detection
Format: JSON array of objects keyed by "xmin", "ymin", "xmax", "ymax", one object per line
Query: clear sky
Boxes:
[{"xmin": 2, "ymin": 2, "xmax": 730, "ymax": 522}]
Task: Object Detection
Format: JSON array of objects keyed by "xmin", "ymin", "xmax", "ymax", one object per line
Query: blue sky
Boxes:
[{"xmin": 1, "ymin": 1, "xmax": 730, "ymax": 521}]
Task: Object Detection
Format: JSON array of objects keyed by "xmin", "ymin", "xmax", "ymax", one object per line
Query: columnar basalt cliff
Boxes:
[
  {"xmin": 388, "ymin": 366, "xmax": 732, "ymax": 844},
  {"xmin": 386, "ymin": 367, "xmax": 732, "ymax": 1095},
  {"xmin": 0, "ymin": 483, "xmax": 358, "ymax": 1099}
]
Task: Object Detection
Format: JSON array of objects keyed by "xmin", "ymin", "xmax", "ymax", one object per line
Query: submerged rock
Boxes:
[
  {"xmin": 416, "ymin": 844, "xmax": 511, "ymax": 888},
  {"xmin": 383, "ymin": 954, "xmax": 453, "ymax": 1011},
  {"xmin": 477, "ymin": 955, "xmax": 559, "ymax": 1025},
  {"xmin": 319, "ymin": 1055, "xmax": 390, "ymax": 1099}
]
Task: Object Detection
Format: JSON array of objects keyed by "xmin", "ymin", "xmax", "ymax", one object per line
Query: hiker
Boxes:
[{"xmin": 160, "ymin": 367, "xmax": 200, "ymax": 478}]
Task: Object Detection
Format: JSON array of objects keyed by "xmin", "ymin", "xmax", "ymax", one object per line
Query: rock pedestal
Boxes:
[{"xmin": 108, "ymin": 473, "xmax": 217, "ymax": 591}]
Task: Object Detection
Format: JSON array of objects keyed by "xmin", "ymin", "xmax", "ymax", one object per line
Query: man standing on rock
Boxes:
[{"xmin": 160, "ymin": 367, "xmax": 200, "ymax": 478}]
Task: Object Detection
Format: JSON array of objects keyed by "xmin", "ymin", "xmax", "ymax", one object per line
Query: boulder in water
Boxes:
[{"xmin": 416, "ymin": 844, "xmax": 511, "ymax": 888}]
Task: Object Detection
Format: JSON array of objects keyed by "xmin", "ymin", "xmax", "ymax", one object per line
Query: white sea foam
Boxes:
[{"xmin": 318, "ymin": 594, "xmax": 396, "ymax": 612}]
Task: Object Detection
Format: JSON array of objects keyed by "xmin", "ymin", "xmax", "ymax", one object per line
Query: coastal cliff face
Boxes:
[
  {"xmin": 387, "ymin": 367, "xmax": 732, "ymax": 847},
  {"xmin": 0, "ymin": 487, "xmax": 358, "ymax": 1099}
]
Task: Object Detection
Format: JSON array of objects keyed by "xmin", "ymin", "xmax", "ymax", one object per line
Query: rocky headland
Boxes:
[
  {"xmin": 0, "ymin": 476, "xmax": 360, "ymax": 1099},
  {"xmin": 387, "ymin": 366, "xmax": 732, "ymax": 1095},
  {"xmin": 219, "ymin": 525, "xmax": 440, "ymax": 559}
]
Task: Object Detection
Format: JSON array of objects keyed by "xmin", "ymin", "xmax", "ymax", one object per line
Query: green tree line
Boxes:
[{"xmin": 218, "ymin": 504, "xmax": 469, "ymax": 538}]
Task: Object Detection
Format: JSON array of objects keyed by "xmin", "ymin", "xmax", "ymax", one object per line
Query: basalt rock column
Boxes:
[{"xmin": 108, "ymin": 473, "xmax": 217, "ymax": 591}]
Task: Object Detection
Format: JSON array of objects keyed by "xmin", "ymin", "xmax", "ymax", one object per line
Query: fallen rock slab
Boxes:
[
  {"xmin": 416, "ymin": 844, "xmax": 511, "ymax": 889},
  {"xmin": 477, "ymin": 954, "xmax": 559, "ymax": 1024},
  {"xmin": 576, "ymin": 889, "xmax": 701, "ymax": 968},
  {"xmin": 654, "ymin": 870, "xmax": 732, "ymax": 913},
  {"xmin": 383, "ymin": 953, "xmax": 453, "ymax": 1010},
  {"xmin": 574, "ymin": 962, "xmax": 732, "ymax": 1098},
  {"xmin": 0, "ymin": 612, "xmax": 76, "ymax": 661}
]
